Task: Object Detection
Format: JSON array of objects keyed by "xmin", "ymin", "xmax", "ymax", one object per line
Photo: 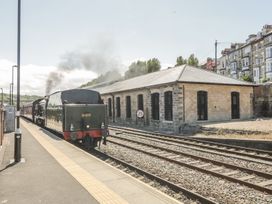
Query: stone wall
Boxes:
[
  {"xmin": 254, "ymin": 84, "xmax": 272, "ymax": 117},
  {"xmin": 101, "ymin": 83, "xmax": 184, "ymax": 133},
  {"xmin": 101, "ymin": 82, "xmax": 254, "ymax": 133},
  {"xmin": 183, "ymin": 83, "xmax": 254, "ymax": 123}
]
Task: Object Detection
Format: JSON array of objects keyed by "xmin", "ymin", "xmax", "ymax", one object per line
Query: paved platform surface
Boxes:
[{"xmin": 0, "ymin": 119, "xmax": 181, "ymax": 204}]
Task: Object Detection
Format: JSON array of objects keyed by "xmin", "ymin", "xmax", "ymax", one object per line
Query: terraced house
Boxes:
[
  {"xmin": 218, "ymin": 24, "xmax": 272, "ymax": 83},
  {"xmin": 88, "ymin": 65, "xmax": 254, "ymax": 133}
]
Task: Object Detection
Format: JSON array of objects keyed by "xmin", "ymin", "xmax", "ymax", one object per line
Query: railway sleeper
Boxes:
[
  {"xmin": 209, "ymin": 166, "xmax": 224, "ymax": 171},
  {"xmin": 186, "ymin": 160, "xmax": 200, "ymax": 165},
  {"xmin": 238, "ymin": 175, "xmax": 256, "ymax": 181},
  {"xmin": 222, "ymin": 170, "xmax": 240, "ymax": 176},
  {"xmin": 257, "ymin": 179, "xmax": 272, "ymax": 187},
  {"xmin": 196, "ymin": 163, "xmax": 211, "ymax": 168}
]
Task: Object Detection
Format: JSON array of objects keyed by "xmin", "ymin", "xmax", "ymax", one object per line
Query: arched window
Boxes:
[
  {"xmin": 108, "ymin": 98, "xmax": 112, "ymax": 117},
  {"xmin": 137, "ymin": 94, "xmax": 144, "ymax": 111},
  {"xmin": 164, "ymin": 91, "xmax": 173, "ymax": 121},
  {"xmin": 116, "ymin": 97, "xmax": 121, "ymax": 117},
  {"xmin": 197, "ymin": 91, "xmax": 208, "ymax": 120},
  {"xmin": 151, "ymin": 93, "xmax": 160, "ymax": 120},
  {"xmin": 231, "ymin": 92, "xmax": 240, "ymax": 119},
  {"xmin": 126, "ymin": 96, "xmax": 131, "ymax": 118}
]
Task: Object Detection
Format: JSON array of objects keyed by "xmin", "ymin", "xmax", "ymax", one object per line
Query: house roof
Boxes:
[{"xmin": 86, "ymin": 65, "xmax": 254, "ymax": 94}]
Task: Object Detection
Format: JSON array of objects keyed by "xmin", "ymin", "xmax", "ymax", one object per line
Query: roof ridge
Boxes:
[
  {"xmin": 176, "ymin": 64, "xmax": 187, "ymax": 81},
  {"xmin": 185, "ymin": 65, "xmax": 253, "ymax": 85},
  {"xmin": 109, "ymin": 65, "xmax": 180, "ymax": 84}
]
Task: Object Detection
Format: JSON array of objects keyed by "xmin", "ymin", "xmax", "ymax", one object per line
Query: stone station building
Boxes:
[{"xmin": 89, "ymin": 65, "xmax": 254, "ymax": 133}]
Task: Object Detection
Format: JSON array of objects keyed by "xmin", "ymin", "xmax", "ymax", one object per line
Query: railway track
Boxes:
[
  {"xmin": 25, "ymin": 118, "xmax": 271, "ymax": 203},
  {"xmin": 106, "ymin": 135, "xmax": 272, "ymax": 194},
  {"xmin": 109, "ymin": 125, "xmax": 272, "ymax": 164},
  {"xmin": 92, "ymin": 149, "xmax": 218, "ymax": 204}
]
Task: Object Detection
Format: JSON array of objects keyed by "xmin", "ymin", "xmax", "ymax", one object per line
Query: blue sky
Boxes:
[{"xmin": 0, "ymin": 0, "xmax": 271, "ymax": 95}]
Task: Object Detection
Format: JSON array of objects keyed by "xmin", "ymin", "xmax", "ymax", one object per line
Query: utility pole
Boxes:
[
  {"xmin": 215, "ymin": 40, "xmax": 218, "ymax": 72},
  {"xmin": 0, "ymin": 88, "xmax": 3, "ymax": 108},
  {"xmin": 14, "ymin": 0, "xmax": 22, "ymax": 162},
  {"xmin": 9, "ymin": 84, "xmax": 12, "ymax": 105}
]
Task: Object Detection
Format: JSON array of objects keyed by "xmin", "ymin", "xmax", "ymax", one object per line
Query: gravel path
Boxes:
[
  {"xmin": 202, "ymin": 118, "xmax": 272, "ymax": 133},
  {"xmin": 101, "ymin": 143, "xmax": 272, "ymax": 204}
]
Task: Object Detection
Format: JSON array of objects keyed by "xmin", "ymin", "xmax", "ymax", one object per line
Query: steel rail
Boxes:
[
  {"xmin": 107, "ymin": 138, "xmax": 272, "ymax": 194},
  {"xmin": 92, "ymin": 149, "xmax": 218, "ymax": 204},
  {"xmin": 112, "ymin": 131, "xmax": 272, "ymax": 165},
  {"xmin": 109, "ymin": 126, "xmax": 272, "ymax": 162},
  {"xmin": 110, "ymin": 135, "xmax": 272, "ymax": 179}
]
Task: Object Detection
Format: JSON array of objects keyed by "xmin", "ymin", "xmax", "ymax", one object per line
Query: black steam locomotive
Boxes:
[{"xmin": 21, "ymin": 89, "xmax": 108, "ymax": 148}]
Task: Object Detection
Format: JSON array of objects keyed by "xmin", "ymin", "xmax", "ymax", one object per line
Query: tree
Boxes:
[
  {"xmin": 124, "ymin": 58, "xmax": 161, "ymax": 79},
  {"xmin": 146, "ymin": 58, "xmax": 161, "ymax": 73},
  {"xmin": 124, "ymin": 60, "xmax": 147, "ymax": 79},
  {"xmin": 241, "ymin": 74, "xmax": 253, "ymax": 82},
  {"xmin": 175, "ymin": 56, "xmax": 187, "ymax": 66},
  {"xmin": 187, "ymin": 54, "xmax": 199, "ymax": 66},
  {"xmin": 80, "ymin": 69, "xmax": 122, "ymax": 87}
]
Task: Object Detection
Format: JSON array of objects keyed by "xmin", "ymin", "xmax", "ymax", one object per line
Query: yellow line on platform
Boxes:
[{"xmin": 21, "ymin": 120, "xmax": 128, "ymax": 204}]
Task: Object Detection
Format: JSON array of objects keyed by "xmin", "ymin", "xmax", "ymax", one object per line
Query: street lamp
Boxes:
[
  {"xmin": 9, "ymin": 83, "xmax": 12, "ymax": 105},
  {"xmin": 0, "ymin": 88, "xmax": 3, "ymax": 108},
  {"xmin": 11, "ymin": 65, "xmax": 17, "ymax": 106},
  {"xmin": 14, "ymin": 0, "xmax": 21, "ymax": 162},
  {"xmin": 215, "ymin": 40, "xmax": 218, "ymax": 71},
  {"xmin": 214, "ymin": 40, "xmax": 234, "ymax": 72}
]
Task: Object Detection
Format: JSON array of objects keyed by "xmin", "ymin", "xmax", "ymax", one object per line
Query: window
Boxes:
[
  {"xmin": 231, "ymin": 92, "xmax": 240, "ymax": 119},
  {"xmin": 266, "ymin": 61, "xmax": 272, "ymax": 73},
  {"xmin": 231, "ymin": 62, "xmax": 237, "ymax": 72},
  {"xmin": 242, "ymin": 57, "xmax": 249, "ymax": 67},
  {"xmin": 164, "ymin": 91, "xmax": 173, "ymax": 121},
  {"xmin": 137, "ymin": 94, "xmax": 144, "ymax": 111},
  {"xmin": 256, "ymin": 58, "xmax": 260, "ymax": 65},
  {"xmin": 151, "ymin": 93, "xmax": 160, "ymax": 120},
  {"xmin": 108, "ymin": 98, "xmax": 112, "ymax": 117},
  {"xmin": 197, "ymin": 91, "xmax": 208, "ymax": 120},
  {"xmin": 266, "ymin": 47, "xmax": 272, "ymax": 58},
  {"xmin": 116, "ymin": 97, "xmax": 121, "ymax": 117},
  {"xmin": 126, "ymin": 96, "xmax": 131, "ymax": 118}
]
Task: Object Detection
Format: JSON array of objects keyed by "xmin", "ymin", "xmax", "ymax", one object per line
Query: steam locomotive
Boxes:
[{"xmin": 21, "ymin": 89, "xmax": 108, "ymax": 148}]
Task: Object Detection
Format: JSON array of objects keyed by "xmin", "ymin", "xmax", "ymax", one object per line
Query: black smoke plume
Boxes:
[
  {"xmin": 45, "ymin": 72, "xmax": 64, "ymax": 95},
  {"xmin": 45, "ymin": 40, "xmax": 123, "ymax": 95}
]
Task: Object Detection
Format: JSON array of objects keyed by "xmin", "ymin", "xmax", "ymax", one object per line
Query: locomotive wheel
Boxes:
[{"xmin": 83, "ymin": 136, "xmax": 96, "ymax": 150}]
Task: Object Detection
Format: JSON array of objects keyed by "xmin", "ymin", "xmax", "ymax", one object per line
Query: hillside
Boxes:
[{"xmin": 0, "ymin": 93, "xmax": 41, "ymax": 106}]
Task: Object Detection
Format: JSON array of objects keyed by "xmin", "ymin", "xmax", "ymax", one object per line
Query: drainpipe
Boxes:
[
  {"xmin": 182, "ymin": 85, "xmax": 185, "ymax": 123},
  {"xmin": 110, "ymin": 93, "xmax": 115, "ymax": 123}
]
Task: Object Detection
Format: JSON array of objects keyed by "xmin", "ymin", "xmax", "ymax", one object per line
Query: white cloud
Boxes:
[{"xmin": 0, "ymin": 59, "xmax": 97, "ymax": 96}]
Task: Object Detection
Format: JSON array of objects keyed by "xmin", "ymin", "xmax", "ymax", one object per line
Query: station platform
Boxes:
[{"xmin": 0, "ymin": 119, "xmax": 181, "ymax": 204}]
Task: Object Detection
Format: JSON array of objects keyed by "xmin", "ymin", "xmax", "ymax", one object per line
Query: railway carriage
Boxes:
[{"xmin": 21, "ymin": 98, "xmax": 44, "ymax": 122}]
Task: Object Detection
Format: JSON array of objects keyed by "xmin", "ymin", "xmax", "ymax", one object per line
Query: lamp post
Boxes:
[
  {"xmin": 9, "ymin": 84, "xmax": 12, "ymax": 105},
  {"xmin": 214, "ymin": 40, "xmax": 234, "ymax": 73},
  {"xmin": 215, "ymin": 40, "xmax": 218, "ymax": 71},
  {"xmin": 14, "ymin": 0, "xmax": 21, "ymax": 162},
  {"xmin": 0, "ymin": 88, "xmax": 3, "ymax": 108},
  {"xmin": 11, "ymin": 65, "xmax": 17, "ymax": 106}
]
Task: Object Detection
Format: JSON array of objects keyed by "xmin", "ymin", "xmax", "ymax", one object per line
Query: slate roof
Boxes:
[{"xmin": 87, "ymin": 65, "xmax": 254, "ymax": 94}]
